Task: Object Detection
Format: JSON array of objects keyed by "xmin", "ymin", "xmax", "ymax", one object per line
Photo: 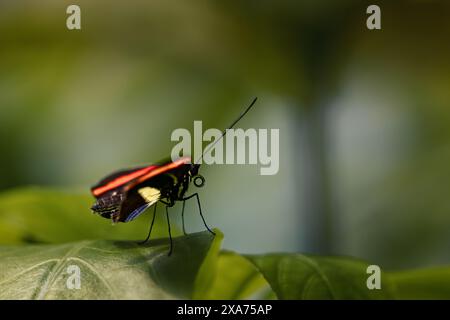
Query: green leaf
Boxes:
[
  {"xmin": 0, "ymin": 187, "xmax": 179, "ymax": 244},
  {"xmin": 1, "ymin": 188, "xmax": 449, "ymax": 300},
  {"xmin": 0, "ymin": 230, "xmax": 219, "ymax": 299},
  {"xmin": 246, "ymin": 254, "xmax": 395, "ymax": 299},
  {"xmin": 196, "ymin": 250, "xmax": 274, "ymax": 300},
  {"xmin": 389, "ymin": 267, "xmax": 450, "ymax": 299},
  {"xmin": 245, "ymin": 254, "xmax": 450, "ymax": 299}
]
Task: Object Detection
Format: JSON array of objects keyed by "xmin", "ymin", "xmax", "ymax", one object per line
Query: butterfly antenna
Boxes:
[{"xmin": 194, "ymin": 97, "xmax": 257, "ymax": 165}]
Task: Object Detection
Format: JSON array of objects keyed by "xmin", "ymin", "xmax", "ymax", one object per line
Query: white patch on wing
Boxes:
[{"xmin": 138, "ymin": 187, "xmax": 161, "ymax": 206}]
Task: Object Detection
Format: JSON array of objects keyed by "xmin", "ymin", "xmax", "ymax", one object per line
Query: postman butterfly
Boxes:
[{"xmin": 90, "ymin": 97, "xmax": 257, "ymax": 255}]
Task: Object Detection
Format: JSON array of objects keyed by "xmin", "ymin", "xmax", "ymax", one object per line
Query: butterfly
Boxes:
[{"xmin": 90, "ymin": 97, "xmax": 257, "ymax": 255}]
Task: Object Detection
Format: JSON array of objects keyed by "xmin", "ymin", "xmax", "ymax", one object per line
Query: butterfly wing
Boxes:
[
  {"xmin": 91, "ymin": 164, "xmax": 159, "ymax": 197},
  {"xmin": 119, "ymin": 187, "xmax": 161, "ymax": 222},
  {"xmin": 123, "ymin": 157, "xmax": 191, "ymax": 192},
  {"xmin": 90, "ymin": 190, "xmax": 124, "ymax": 221},
  {"xmin": 91, "ymin": 157, "xmax": 192, "ymax": 223}
]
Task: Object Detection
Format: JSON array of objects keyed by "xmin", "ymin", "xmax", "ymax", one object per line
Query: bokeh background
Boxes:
[{"xmin": 0, "ymin": 0, "xmax": 449, "ymax": 270}]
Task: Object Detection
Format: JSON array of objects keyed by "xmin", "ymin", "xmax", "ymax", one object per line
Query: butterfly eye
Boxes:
[{"xmin": 193, "ymin": 175, "xmax": 205, "ymax": 188}]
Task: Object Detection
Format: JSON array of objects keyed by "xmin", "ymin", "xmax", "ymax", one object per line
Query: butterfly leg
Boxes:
[
  {"xmin": 181, "ymin": 200, "xmax": 188, "ymax": 236},
  {"xmin": 139, "ymin": 203, "xmax": 157, "ymax": 245},
  {"xmin": 183, "ymin": 193, "xmax": 215, "ymax": 236},
  {"xmin": 166, "ymin": 205, "xmax": 173, "ymax": 256}
]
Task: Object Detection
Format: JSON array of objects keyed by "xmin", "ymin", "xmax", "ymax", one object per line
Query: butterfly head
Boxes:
[{"xmin": 189, "ymin": 163, "xmax": 205, "ymax": 188}]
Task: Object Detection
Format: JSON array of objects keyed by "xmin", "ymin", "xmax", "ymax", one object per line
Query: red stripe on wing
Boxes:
[
  {"xmin": 124, "ymin": 157, "xmax": 192, "ymax": 192},
  {"xmin": 92, "ymin": 165, "xmax": 158, "ymax": 197}
]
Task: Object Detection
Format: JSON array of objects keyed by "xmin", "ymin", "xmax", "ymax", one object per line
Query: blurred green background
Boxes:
[{"xmin": 0, "ymin": 0, "xmax": 449, "ymax": 270}]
